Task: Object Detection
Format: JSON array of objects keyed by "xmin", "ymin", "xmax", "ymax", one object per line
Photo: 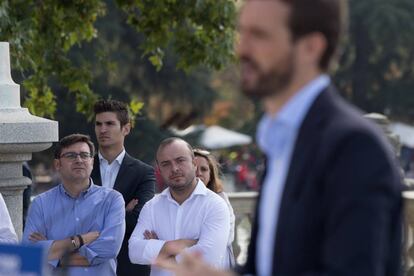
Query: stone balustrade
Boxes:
[
  {"xmin": 403, "ymin": 181, "xmax": 414, "ymax": 276},
  {"xmin": 230, "ymin": 187, "xmax": 414, "ymax": 275},
  {"xmin": 228, "ymin": 191, "xmax": 257, "ymax": 264}
]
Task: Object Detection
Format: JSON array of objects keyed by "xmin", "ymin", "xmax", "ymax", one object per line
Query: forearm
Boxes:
[
  {"xmin": 62, "ymin": 253, "xmax": 90, "ymax": 267},
  {"xmin": 160, "ymin": 239, "xmax": 198, "ymax": 258},
  {"xmin": 49, "ymin": 238, "xmax": 76, "ymax": 260},
  {"xmin": 0, "ymin": 227, "xmax": 18, "ymax": 244},
  {"xmin": 129, "ymin": 238, "xmax": 166, "ymax": 264},
  {"xmin": 79, "ymin": 193, "xmax": 125, "ymax": 265},
  {"xmin": 50, "ymin": 232, "xmax": 98, "ymax": 262}
]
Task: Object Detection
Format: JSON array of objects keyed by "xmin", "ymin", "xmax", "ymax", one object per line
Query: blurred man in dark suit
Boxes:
[{"xmin": 157, "ymin": 0, "xmax": 403, "ymax": 275}]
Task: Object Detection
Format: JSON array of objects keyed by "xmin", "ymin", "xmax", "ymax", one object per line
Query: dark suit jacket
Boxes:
[
  {"xmin": 239, "ymin": 86, "xmax": 403, "ymax": 276},
  {"xmin": 91, "ymin": 152, "xmax": 155, "ymax": 276}
]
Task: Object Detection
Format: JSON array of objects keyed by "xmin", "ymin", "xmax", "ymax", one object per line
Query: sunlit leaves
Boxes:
[
  {"xmin": 1, "ymin": 0, "xmax": 237, "ymax": 119},
  {"xmin": 117, "ymin": 0, "xmax": 237, "ymax": 71}
]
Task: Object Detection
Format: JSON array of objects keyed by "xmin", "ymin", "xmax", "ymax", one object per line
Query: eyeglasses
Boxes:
[{"xmin": 60, "ymin": 152, "xmax": 93, "ymax": 161}]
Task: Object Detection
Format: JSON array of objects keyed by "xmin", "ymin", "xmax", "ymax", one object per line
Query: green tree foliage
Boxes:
[
  {"xmin": 45, "ymin": 0, "xmax": 224, "ymax": 163},
  {"xmin": 0, "ymin": 0, "xmax": 236, "ymax": 119},
  {"xmin": 116, "ymin": 0, "xmax": 236, "ymax": 70},
  {"xmin": 334, "ymin": 0, "xmax": 414, "ymax": 121},
  {"xmin": 0, "ymin": 0, "xmax": 104, "ymax": 117}
]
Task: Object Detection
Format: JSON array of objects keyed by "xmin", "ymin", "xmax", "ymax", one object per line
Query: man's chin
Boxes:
[{"xmin": 241, "ymin": 85, "xmax": 272, "ymax": 100}]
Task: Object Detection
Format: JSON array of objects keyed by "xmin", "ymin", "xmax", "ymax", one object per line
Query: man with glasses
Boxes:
[{"xmin": 23, "ymin": 134, "xmax": 126, "ymax": 276}]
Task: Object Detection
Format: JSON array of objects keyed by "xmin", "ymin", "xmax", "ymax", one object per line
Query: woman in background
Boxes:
[{"xmin": 193, "ymin": 149, "xmax": 235, "ymax": 268}]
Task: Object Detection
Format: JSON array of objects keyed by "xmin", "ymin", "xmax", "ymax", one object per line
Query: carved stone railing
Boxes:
[
  {"xmin": 403, "ymin": 179, "xmax": 414, "ymax": 276},
  {"xmin": 229, "ymin": 185, "xmax": 414, "ymax": 273},
  {"xmin": 228, "ymin": 191, "xmax": 257, "ymax": 264}
]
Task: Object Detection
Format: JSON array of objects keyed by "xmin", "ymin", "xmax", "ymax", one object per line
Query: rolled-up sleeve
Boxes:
[
  {"xmin": 78, "ymin": 191, "xmax": 125, "ymax": 265},
  {"xmin": 129, "ymin": 202, "xmax": 166, "ymax": 264},
  {"xmin": 182, "ymin": 197, "xmax": 230, "ymax": 267},
  {"xmin": 22, "ymin": 198, "xmax": 58, "ymax": 267}
]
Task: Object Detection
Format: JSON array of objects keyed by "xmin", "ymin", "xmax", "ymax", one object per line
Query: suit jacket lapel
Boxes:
[
  {"xmin": 113, "ymin": 153, "xmax": 132, "ymax": 192},
  {"xmin": 91, "ymin": 155, "xmax": 102, "ymax": 186},
  {"xmin": 272, "ymin": 87, "xmax": 333, "ymax": 272}
]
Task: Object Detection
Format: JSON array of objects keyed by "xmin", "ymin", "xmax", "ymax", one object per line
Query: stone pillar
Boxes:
[{"xmin": 0, "ymin": 42, "xmax": 58, "ymax": 239}]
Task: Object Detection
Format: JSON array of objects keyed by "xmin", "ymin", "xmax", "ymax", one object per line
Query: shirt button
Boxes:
[
  {"xmin": 76, "ymin": 217, "xmax": 79, "ymax": 221},
  {"xmin": 84, "ymin": 268, "xmax": 88, "ymax": 272}
]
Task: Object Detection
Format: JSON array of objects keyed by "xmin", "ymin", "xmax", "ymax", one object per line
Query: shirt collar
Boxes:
[
  {"xmin": 59, "ymin": 178, "xmax": 97, "ymax": 199},
  {"xmin": 274, "ymin": 74, "xmax": 329, "ymax": 127},
  {"xmin": 98, "ymin": 149, "xmax": 126, "ymax": 166},
  {"xmin": 160, "ymin": 178, "xmax": 208, "ymax": 202},
  {"xmin": 257, "ymin": 74, "xmax": 330, "ymax": 157}
]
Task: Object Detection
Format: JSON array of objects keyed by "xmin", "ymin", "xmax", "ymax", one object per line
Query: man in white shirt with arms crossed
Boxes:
[{"xmin": 129, "ymin": 137, "xmax": 230, "ymax": 276}]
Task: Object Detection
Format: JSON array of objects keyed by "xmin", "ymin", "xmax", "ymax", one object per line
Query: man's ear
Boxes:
[
  {"xmin": 122, "ymin": 122, "xmax": 131, "ymax": 136},
  {"xmin": 302, "ymin": 32, "xmax": 327, "ymax": 67},
  {"xmin": 192, "ymin": 157, "xmax": 197, "ymax": 170},
  {"xmin": 54, "ymin": 159, "xmax": 61, "ymax": 171}
]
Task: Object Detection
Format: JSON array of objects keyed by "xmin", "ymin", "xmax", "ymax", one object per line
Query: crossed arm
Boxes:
[
  {"xmin": 28, "ymin": 231, "xmax": 100, "ymax": 266},
  {"xmin": 143, "ymin": 230, "xmax": 197, "ymax": 261},
  {"xmin": 129, "ymin": 198, "xmax": 230, "ymax": 266},
  {"xmin": 129, "ymin": 204, "xmax": 199, "ymax": 265},
  {"xmin": 23, "ymin": 193, "xmax": 126, "ymax": 267}
]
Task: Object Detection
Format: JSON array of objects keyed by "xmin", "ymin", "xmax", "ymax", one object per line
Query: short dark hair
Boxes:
[
  {"xmin": 156, "ymin": 137, "xmax": 194, "ymax": 164},
  {"xmin": 93, "ymin": 99, "xmax": 130, "ymax": 127},
  {"xmin": 281, "ymin": 0, "xmax": 346, "ymax": 70},
  {"xmin": 54, "ymin": 134, "xmax": 95, "ymax": 159}
]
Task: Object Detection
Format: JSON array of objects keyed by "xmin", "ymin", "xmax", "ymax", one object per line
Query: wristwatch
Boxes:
[{"xmin": 70, "ymin": 236, "xmax": 78, "ymax": 249}]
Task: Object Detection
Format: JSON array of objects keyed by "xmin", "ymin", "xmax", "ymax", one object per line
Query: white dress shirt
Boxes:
[
  {"xmin": 0, "ymin": 193, "xmax": 18, "ymax": 243},
  {"xmin": 99, "ymin": 149, "xmax": 125, "ymax": 189},
  {"xmin": 256, "ymin": 75, "xmax": 330, "ymax": 275},
  {"xmin": 129, "ymin": 179, "xmax": 230, "ymax": 276}
]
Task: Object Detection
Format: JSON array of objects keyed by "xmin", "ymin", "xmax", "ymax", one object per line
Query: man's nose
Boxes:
[
  {"xmin": 171, "ymin": 162, "xmax": 179, "ymax": 172},
  {"xmin": 74, "ymin": 154, "xmax": 84, "ymax": 161}
]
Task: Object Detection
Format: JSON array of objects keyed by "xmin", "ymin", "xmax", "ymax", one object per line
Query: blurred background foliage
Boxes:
[{"xmin": 1, "ymin": 0, "xmax": 414, "ymax": 167}]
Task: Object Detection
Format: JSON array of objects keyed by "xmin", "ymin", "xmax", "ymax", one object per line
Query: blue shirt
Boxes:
[
  {"xmin": 256, "ymin": 75, "xmax": 330, "ymax": 276},
  {"xmin": 23, "ymin": 181, "xmax": 125, "ymax": 276}
]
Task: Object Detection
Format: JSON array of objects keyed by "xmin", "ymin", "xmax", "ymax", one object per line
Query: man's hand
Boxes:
[
  {"xmin": 126, "ymin": 198, "xmax": 139, "ymax": 212},
  {"xmin": 144, "ymin": 230, "xmax": 158, "ymax": 240},
  {"xmin": 29, "ymin": 232, "xmax": 47, "ymax": 242},
  {"xmin": 41, "ymin": 231, "xmax": 99, "ymax": 261},
  {"xmin": 155, "ymin": 250, "xmax": 234, "ymax": 276},
  {"xmin": 159, "ymin": 239, "xmax": 198, "ymax": 259},
  {"xmin": 80, "ymin": 231, "xmax": 100, "ymax": 245},
  {"xmin": 62, "ymin": 253, "xmax": 90, "ymax": 267}
]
